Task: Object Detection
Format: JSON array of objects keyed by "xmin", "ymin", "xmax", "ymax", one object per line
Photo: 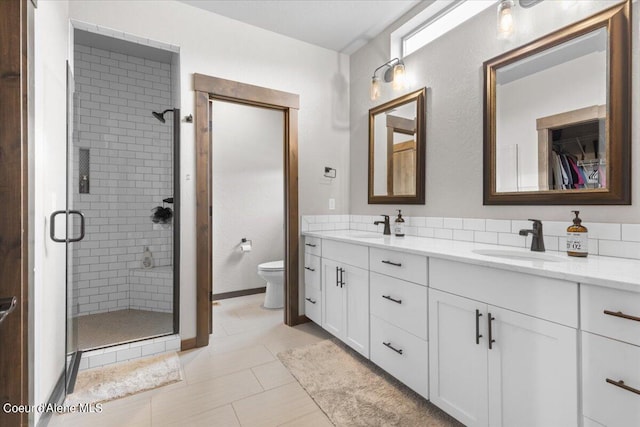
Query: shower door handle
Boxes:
[
  {"xmin": 68, "ymin": 210, "xmax": 86, "ymax": 242},
  {"xmin": 49, "ymin": 210, "xmax": 86, "ymax": 243},
  {"xmin": 49, "ymin": 210, "xmax": 66, "ymax": 242}
]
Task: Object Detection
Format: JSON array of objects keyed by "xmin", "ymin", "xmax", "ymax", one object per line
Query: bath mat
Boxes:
[
  {"xmin": 278, "ymin": 339, "xmax": 462, "ymax": 427},
  {"xmin": 65, "ymin": 352, "xmax": 182, "ymax": 406}
]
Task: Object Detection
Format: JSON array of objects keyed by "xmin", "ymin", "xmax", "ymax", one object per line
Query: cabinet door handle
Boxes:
[
  {"xmin": 382, "ymin": 295, "xmax": 402, "ymax": 304},
  {"xmin": 475, "ymin": 309, "xmax": 483, "ymax": 345},
  {"xmin": 339, "ymin": 268, "xmax": 345, "ymax": 288},
  {"xmin": 335, "ymin": 266, "xmax": 339, "ymax": 287},
  {"xmin": 604, "ymin": 310, "xmax": 640, "ymax": 323},
  {"xmin": 305, "ymin": 297, "xmax": 316, "ymax": 305},
  {"xmin": 381, "ymin": 260, "xmax": 402, "ymax": 267},
  {"xmin": 304, "ymin": 267, "xmax": 315, "ymax": 272},
  {"xmin": 488, "ymin": 312, "xmax": 496, "ymax": 349},
  {"xmin": 305, "ymin": 243, "xmax": 317, "ymax": 247},
  {"xmin": 606, "ymin": 378, "xmax": 640, "ymax": 395},
  {"xmin": 383, "ymin": 342, "xmax": 403, "ymax": 355}
]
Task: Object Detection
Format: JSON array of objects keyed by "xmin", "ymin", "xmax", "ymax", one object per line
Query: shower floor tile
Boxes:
[{"xmin": 77, "ymin": 309, "xmax": 173, "ymax": 350}]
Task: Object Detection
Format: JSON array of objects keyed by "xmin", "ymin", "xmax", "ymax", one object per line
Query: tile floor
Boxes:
[{"xmin": 49, "ymin": 294, "xmax": 333, "ymax": 427}]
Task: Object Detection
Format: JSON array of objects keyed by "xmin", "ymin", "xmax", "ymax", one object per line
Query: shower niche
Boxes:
[{"xmin": 70, "ymin": 28, "xmax": 180, "ymax": 354}]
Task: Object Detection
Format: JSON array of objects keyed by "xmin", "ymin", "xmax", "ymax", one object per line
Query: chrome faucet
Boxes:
[
  {"xmin": 519, "ymin": 219, "xmax": 545, "ymax": 252},
  {"xmin": 374, "ymin": 215, "xmax": 391, "ymax": 235}
]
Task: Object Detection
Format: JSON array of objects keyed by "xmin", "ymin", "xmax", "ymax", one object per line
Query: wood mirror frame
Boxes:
[
  {"xmin": 368, "ymin": 88, "xmax": 426, "ymax": 204},
  {"xmin": 483, "ymin": 0, "xmax": 631, "ymax": 205}
]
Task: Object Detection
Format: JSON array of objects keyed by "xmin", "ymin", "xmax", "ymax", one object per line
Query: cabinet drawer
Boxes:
[
  {"xmin": 322, "ymin": 239, "xmax": 368, "ymax": 269},
  {"xmin": 304, "ymin": 254, "xmax": 321, "ymax": 291},
  {"xmin": 370, "ymin": 315, "xmax": 428, "ymax": 399},
  {"xmin": 370, "ymin": 272, "xmax": 427, "ymax": 340},
  {"xmin": 582, "ymin": 285, "xmax": 640, "ymax": 347},
  {"xmin": 304, "ymin": 286, "xmax": 321, "ymax": 325},
  {"xmin": 370, "ymin": 247, "xmax": 427, "ymax": 285},
  {"xmin": 582, "ymin": 332, "xmax": 640, "ymax": 426},
  {"xmin": 304, "ymin": 236, "xmax": 321, "ymax": 256},
  {"xmin": 430, "ymin": 259, "xmax": 578, "ymax": 327}
]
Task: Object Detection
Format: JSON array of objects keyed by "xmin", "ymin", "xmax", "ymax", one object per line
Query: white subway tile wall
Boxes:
[
  {"xmin": 79, "ymin": 334, "xmax": 180, "ymax": 371},
  {"xmin": 301, "ymin": 215, "xmax": 640, "ymax": 260},
  {"xmin": 73, "ymin": 44, "xmax": 173, "ymax": 316}
]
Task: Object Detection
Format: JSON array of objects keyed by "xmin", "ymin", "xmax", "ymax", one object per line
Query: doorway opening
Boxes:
[{"xmin": 194, "ymin": 74, "xmax": 300, "ymax": 348}]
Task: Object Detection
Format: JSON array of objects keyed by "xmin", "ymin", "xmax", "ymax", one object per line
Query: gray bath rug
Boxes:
[
  {"xmin": 278, "ymin": 339, "xmax": 462, "ymax": 427},
  {"xmin": 65, "ymin": 352, "xmax": 182, "ymax": 406}
]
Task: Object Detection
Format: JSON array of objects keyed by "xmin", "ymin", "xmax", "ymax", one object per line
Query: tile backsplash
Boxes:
[{"xmin": 301, "ymin": 215, "xmax": 640, "ymax": 261}]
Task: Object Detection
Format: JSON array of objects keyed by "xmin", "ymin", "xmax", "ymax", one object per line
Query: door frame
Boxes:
[
  {"xmin": 194, "ymin": 73, "xmax": 300, "ymax": 348},
  {"xmin": 0, "ymin": 0, "xmax": 32, "ymax": 425}
]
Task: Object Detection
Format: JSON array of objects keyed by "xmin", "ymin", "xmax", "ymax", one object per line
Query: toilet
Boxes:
[{"xmin": 257, "ymin": 260, "xmax": 284, "ymax": 309}]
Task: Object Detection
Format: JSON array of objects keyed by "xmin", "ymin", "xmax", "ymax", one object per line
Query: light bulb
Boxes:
[
  {"xmin": 392, "ymin": 63, "xmax": 406, "ymax": 91},
  {"xmin": 497, "ymin": 0, "xmax": 515, "ymax": 39},
  {"xmin": 370, "ymin": 76, "xmax": 380, "ymax": 101}
]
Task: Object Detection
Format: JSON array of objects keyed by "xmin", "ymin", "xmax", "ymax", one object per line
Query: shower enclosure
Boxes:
[{"xmin": 59, "ymin": 30, "xmax": 180, "ymax": 392}]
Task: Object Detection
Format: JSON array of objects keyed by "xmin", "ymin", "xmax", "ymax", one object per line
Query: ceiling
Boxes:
[{"xmin": 178, "ymin": 0, "xmax": 422, "ymax": 54}]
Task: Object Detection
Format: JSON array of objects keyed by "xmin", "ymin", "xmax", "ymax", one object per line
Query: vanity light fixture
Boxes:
[
  {"xmin": 370, "ymin": 58, "xmax": 406, "ymax": 100},
  {"xmin": 497, "ymin": 0, "xmax": 515, "ymax": 39}
]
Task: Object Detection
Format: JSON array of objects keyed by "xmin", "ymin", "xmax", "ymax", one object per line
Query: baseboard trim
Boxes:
[
  {"xmin": 213, "ymin": 287, "xmax": 266, "ymax": 301},
  {"xmin": 296, "ymin": 315, "xmax": 311, "ymax": 325},
  {"xmin": 181, "ymin": 337, "xmax": 197, "ymax": 351}
]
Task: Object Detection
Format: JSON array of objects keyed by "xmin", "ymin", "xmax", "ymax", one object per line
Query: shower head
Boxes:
[{"xmin": 151, "ymin": 108, "xmax": 175, "ymax": 123}]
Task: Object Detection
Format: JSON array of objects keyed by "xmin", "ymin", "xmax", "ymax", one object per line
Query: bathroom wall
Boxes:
[
  {"xmin": 212, "ymin": 101, "xmax": 284, "ymax": 295},
  {"xmin": 350, "ymin": 0, "xmax": 640, "ymax": 223},
  {"xmin": 72, "ymin": 43, "xmax": 173, "ymax": 315}
]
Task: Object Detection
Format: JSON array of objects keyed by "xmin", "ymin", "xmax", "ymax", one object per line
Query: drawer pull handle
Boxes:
[
  {"xmin": 475, "ymin": 309, "xmax": 483, "ymax": 345},
  {"xmin": 381, "ymin": 260, "xmax": 402, "ymax": 267},
  {"xmin": 382, "ymin": 295, "xmax": 402, "ymax": 304},
  {"xmin": 305, "ymin": 297, "xmax": 316, "ymax": 305},
  {"xmin": 305, "ymin": 243, "xmax": 317, "ymax": 247},
  {"xmin": 383, "ymin": 342, "xmax": 403, "ymax": 355},
  {"xmin": 488, "ymin": 313, "xmax": 496, "ymax": 350},
  {"xmin": 606, "ymin": 378, "xmax": 640, "ymax": 396},
  {"xmin": 604, "ymin": 310, "xmax": 640, "ymax": 323},
  {"xmin": 304, "ymin": 267, "xmax": 315, "ymax": 272}
]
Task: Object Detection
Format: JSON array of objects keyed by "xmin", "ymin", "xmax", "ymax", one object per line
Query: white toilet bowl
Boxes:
[{"xmin": 257, "ymin": 260, "xmax": 284, "ymax": 309}]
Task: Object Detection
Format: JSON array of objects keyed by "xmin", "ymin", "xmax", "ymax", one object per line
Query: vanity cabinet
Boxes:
[
  {"xmin": 304, "ymin": 253, "xmax": 321, "ymax": 324},
  {"xmin": 303, "ymin": 238, "xmax": 322, "ymax": 325},
  {"xmin": 368, "ymin": 246, "xmax": 429, "ymax": 398},
  {"xmin": 581, "ymin": 285, "xmax": 640, "ymax": 427},
  {"xmin": 429, "ymin": 260, "xmax": 578, "ymax": 427},
  {"xmin": 321, "ymin": 240, "xmax": 369, "ymax": 358}
]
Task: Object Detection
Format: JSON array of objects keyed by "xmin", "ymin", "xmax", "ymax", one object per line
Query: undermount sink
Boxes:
[
  {"xmin": 351, "ymin": 232, "xmax": 385, "ymax": 239},
  {"xmin": 472, "ymin": 249, "xmax": 565, "ymax": 263}
]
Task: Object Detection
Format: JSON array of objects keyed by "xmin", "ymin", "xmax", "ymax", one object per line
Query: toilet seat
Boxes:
[{"xmin": 258, "ymin": 260, "xmax": 284, "ymax": 271}]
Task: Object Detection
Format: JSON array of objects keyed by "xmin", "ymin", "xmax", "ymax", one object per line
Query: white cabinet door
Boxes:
[
  {"xmin": 487, "ymin": 305, "xmax": 578, "ymax": 427},
  {"xmin": 322, "ymin": 259, "xmax": 343, "ymax": 337},
  {"xmin": 429, "ymin": 289, "xmax": 488, "ymax": 427},
  {"xmin": 344, "ymin": 264, "xmax": 369, "ymax": 357}
]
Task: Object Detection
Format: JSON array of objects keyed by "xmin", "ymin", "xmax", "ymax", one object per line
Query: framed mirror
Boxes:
[
  {"xmin": 369, "ymin": 88, "xmax": 426, "ymax": 204},
  {"xmin": 483, "ymin": 0, "xmax": 630, "ymax": 205}
]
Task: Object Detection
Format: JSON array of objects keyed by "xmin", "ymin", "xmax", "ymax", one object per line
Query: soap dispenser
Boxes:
[
  {"xmin": 141, "ymin": 246, "xmax": 154, "ymax": 269},
  {"xmin": 566, "ymin": 211, "xmax": 588, "ymax": 257},
  {"xmin": 394, "ymin": 210, "xmax": 405, "ymax": 237}
]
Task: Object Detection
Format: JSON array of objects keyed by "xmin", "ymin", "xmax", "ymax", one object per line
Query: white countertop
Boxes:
[{"xmin": 302, "ymin": 230, "xmax": 640, "ymax": 293}]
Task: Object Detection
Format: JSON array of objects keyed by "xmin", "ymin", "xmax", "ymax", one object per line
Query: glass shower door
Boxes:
[{"xmin": 65, "ymin": 61, "xmax": 83, "ymax": 393}]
